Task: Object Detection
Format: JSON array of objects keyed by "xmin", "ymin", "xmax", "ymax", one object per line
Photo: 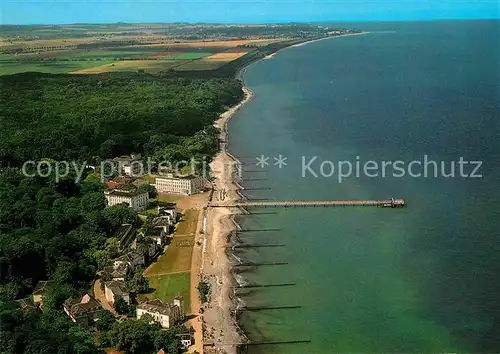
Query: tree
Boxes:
[
  {"xmin": 126, "ymin": 269, "xmax": 150, "ymax": 294},
  {"xmin": 139, "ymin": 184, "xmax": 157, "ymax": 198},
  {"xmin": 95, "ymin": 309, "xmax": 116, "ymax": 332},
  {"xmin": 197, "ymin": 280, "xmax": 210, "ymax": 303},
  {"xmin": 80, "ymin": 192, "xmax": 105, "ymax": 214},
  {"xmin": 113, "ymin": 296, "xmax": 129, "ymax": 315},
  {"xmin": 67, "ymin": 326, "xmax": 100, "ymax": 354},
  {"xmin": 135, "ymin": 233, "xmax": 155, "ymax": 261},
  {"xmin": 102, "ymin": 205, "xmax": 138, "ymax": 232},
  {"xmin": 107, "ymin": 317, "xmax": 156, "ymax": 354}
]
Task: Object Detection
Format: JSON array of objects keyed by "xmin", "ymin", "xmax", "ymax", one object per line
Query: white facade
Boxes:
[
  {"xmin": 158, "ymin": 208, "xmax": 176, "ymax": 222},
  {"xmin": 115, "ymin": 154, "xmax": 143, "ymax": 177},
  {"xmin": 104, "ymin": 190, "xmax": 149, "ymax": 211},
  {"xmin": 155, "ymin": 175, "xmax": 204, "ymax": 195},
  {"xmin": 136, "ymin": 298, "xmax": 183, "ymax": 329},
  {"xmin": 136, "ymin": 308, "xmax": 172, "ymax": 328}
]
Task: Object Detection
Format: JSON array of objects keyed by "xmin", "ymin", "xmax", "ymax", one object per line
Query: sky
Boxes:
[{"xmin": 1, "ymin": 0, "xmax": 499, "ymax": 25}]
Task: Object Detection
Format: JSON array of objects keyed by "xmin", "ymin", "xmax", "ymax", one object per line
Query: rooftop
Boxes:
[
  {"xmin": 105, "ymin": 280, "xmax": 129, "ymax": 297},
  {"xmin": 33, "ymin": 280, "xmax": 53, "ymax": 295},
  {"xmin": 137, "ymin": 299, "xmax": 179, "ymax": 316},
  {"xmin": 16, "ymin": 298, "xmax": 37, "ymax": 310},
  {"xmin": 156, "ymin": 174, "xmax": 200, "ymax": 181},
  {"xmin": 63, "ymin": 294, "xmax": 100, "ymax": 316},
  {"xmin": 146, "ymin": 226, "xmax": 165, "ymax": 237},
  {"xmin": 114, "ymin": 251, "xmax": 143, "ymax": 264},
  {"xmin": 106, "ymin": 177, "xmax": 136, "ymax": 189},
  {"xmin": 103, "ymin": 263, "xmax": 129, "ymax": 278},
  {"xmin": 114, "ymin": 154, "xmax": 142, "ymax": 163},
  {"xmin": 114, "ymin": 224, "xmax": 137, "ymax": 249},
  {"xmin": 106, "ymin": 187, "xmax": 148, "ymax": 198}
]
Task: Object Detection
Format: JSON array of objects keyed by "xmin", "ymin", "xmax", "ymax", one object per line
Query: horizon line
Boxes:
[{"xmin": 1, "ymin": 17, "xmax": 499, "ymax": 26}]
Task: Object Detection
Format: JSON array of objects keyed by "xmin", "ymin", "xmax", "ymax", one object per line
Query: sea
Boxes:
[{"xmin": 227, "ymin": 20, "xmax": 500, "ymax": 353}]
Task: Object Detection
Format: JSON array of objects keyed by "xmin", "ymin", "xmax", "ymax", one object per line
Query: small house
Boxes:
[
  {"xmin": 102, "ymin": 262, "xmax": 130, "ymax": 281},
  {"xmin": 113, "ymin": 251, "xmax": 145, "ymax": 270},
  {"xmin": 63, "ymin": 294, "xmax": 101, "ymax": 326},
  {"xmin": 136, "ymin": 297, "xmax": 184, "ymax": 329},
  {"xmin": 145, "ymin": 226, "xmax": 166, "ymax": 246},
  {"xmin": 16, "ymin": 298, "xmax": 38, "ymax": 311},
  {"xmin": 32, "ymin": 280, "xmax": 53, "ymax": 306},
  {"xmin": 104, "ymin": 280, "xmax": 130, "ymax": 305}
]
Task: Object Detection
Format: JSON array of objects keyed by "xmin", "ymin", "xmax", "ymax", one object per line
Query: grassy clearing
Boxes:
[
  {"xmin": 144, "ymin": 210, "xmax": 198, "ymax": 275},
  {"xmin": 156, "ymin": 194, "xmax": 183, "ymax": 204},
  {"xmin": 70, "ymin": 59, "xmax": 185, "ymax": 74},
  {"xmin": 145, "ymin": 235, "xmax": 194, "ymax": 275},
  {"xmin": 139, "ymin": 273, "xmax": 190, "ymax": 312},
  {"xmin": 0, "ymin": 60, "xmax": 116, "ymax": 76},
  {"xmin": 175, "ymin": 209, "xmax": 199, "ymax": 235}
]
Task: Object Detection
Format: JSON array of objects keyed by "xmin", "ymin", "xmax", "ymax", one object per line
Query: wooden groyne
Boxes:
[
  {"xmin": 238, "ymin": 305, "xmax": 302, "ymax": 311},
  {"xmin": 244, "ymin": 339, "xmax": 311, "ymax": 346},
  {"xmin": 236, "ymin": 283, "xmax": 296, "ymax": 289},
  {"xmin": 233, "ymin": 244, "xmax": 286, "ymax": 248},
  {"xmin": 232, "ymin": 262, "xmax": 288, "ymax": 267},
  {"xmin": 209, "ymin": 198, "xmax": 406, "ymax": 209},
  {"xmin": 239, "ymin": 228, "xmax": 282, "ymax": 232},
  {"xmin": 205, "ymin": 339, "xmax": 311, "ymax": 347}
]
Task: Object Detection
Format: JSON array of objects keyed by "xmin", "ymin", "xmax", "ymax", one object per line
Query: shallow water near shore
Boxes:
[{"xmin": 228, "ymin": 20, "xmax": 500, "ymax": 353}]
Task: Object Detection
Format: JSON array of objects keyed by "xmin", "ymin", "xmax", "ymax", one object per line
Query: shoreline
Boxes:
[
  {"xmin": 236, "ymin": 32, "xmax": 368, "ymax": 81},
  {"xmin": 199, "ymin": 85, "xmax": 253, "ymax": 354}
]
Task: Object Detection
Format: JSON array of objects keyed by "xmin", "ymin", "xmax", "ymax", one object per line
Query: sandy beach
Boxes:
[
  {"xmin": 196, "ymin": 86, "xmax": 253, "ymax": 354},
  {"xmin": 290, "ymin": 31, "xmax": 368, "ymax": 48}
]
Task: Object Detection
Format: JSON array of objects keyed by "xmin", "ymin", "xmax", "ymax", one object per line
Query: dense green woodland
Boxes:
[
  {"xmin": 0, "ymin": 73, "xmax": 243, "ymax": 166},
  {"xmin": 0, "ymin": 72, "xmax": 243, "ymax": 353}
]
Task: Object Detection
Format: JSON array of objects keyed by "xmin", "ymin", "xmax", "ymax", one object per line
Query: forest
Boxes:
[
  {"xmin": 0, "ymin": 71, "xmax": 244, "ymax": 353},
  {"xmin": 0, "ymin": 72, "xmax": 243, "ymax": 167}
]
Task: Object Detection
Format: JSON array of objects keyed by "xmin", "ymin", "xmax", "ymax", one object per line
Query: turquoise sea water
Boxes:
[{"xmin": 227, "ymin": 20, "xmax": 500, "ymax": 353}]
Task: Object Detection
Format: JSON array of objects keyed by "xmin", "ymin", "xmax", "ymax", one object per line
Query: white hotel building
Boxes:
[
  {"xmin": 136, "ymin": 297, "xmax": 184, "ymax": 329},
  {"xmin": 104, "ymin": 188, "xmax": 149, "ymax": 211},
  {"xmin": 155, "ymin": 174, "xmax": 204, "ymax": 195}
]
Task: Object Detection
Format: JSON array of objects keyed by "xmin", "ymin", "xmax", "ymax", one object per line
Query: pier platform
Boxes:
[{"xmin": 208, "ymin": 199, "xmax": 406, "ymax": 209}]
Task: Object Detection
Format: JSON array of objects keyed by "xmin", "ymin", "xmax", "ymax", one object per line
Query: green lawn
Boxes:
[
  {"xmin": 147, "ymin": 235, "xmax": 194, "ymax": 275},
  {"xmin": 140, "ymin": 273, "xmax": 190, "ymax": 312},
  {"xmin": 0, "ymin": 60, "xmax": 116, "ymax": 75}
]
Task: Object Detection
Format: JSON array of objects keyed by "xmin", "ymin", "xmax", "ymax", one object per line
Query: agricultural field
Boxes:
[
  {"xmin": 70, "ymin": 59, "xmax": 186, "ymax": 74},
  {"xmin": 174, "ymin": 59, "xmax": 226, "ymax": 71},
  {"xmin": 136, "ymin": 38, "xmax": 285, "ymax": 48},
  {"xmin": 203, "ymin": 51, "xmax": 250, "ymax": 61},
  {"xmin": 174, "ymin": 50, "xmax": 251, "ymax": 71},
  {"xmin": 0, "ymin": 23, "xmax": 347, "ymax": 75},
  {"xmin": 0, "ymin": 45, "xmax": 250, "ymax": 75},
  {"xmin": 0, "ymin": 60, "xmax": 116, "ymax": 75}
]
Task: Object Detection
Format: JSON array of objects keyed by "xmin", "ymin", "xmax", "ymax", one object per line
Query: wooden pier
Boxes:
[{"xmin": 208, "ymin": 198, "xmax": 406, "ymax": 209}]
